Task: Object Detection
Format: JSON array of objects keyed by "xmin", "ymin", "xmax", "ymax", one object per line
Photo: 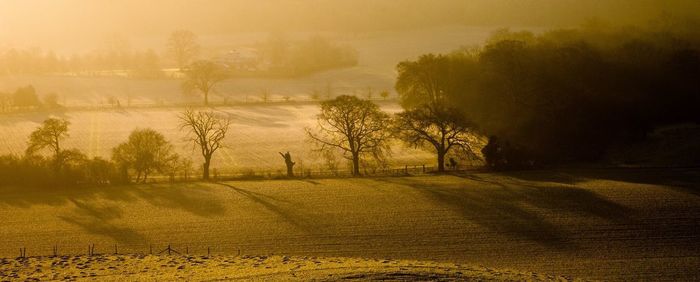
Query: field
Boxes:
[
  {"xmin": 0, "ymin": 103, "xmax": 438, "ymax": 174},
  {"xmin": 0, "ymin": 168, "xmax": 698, "ymax": 280}
]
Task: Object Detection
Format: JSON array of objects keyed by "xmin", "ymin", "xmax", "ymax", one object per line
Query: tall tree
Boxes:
[
  {"xmin": 111, "ymin": 129, "xmax": 177, "ymax": 183},
  {"xmin": 26, "ymin": 118, "xmax": 70, "ymax": 172},
  {"xmin": 179, "ymin": 109, "xmax": 231, "ymax": 180},
  {"xmin": 167, "ymin": 29, "xmax": 200, "ymax": 69},
  {"xmin": 306, "ymin": 95, "xmax": 391, "ymax": 176},
  {"xmin": 395, "ymin": 54, "xmax": 480, "ymax": 172},
  {"xmin": 182, "ymin": 60, "xmax": 229, "ymax": 106}
]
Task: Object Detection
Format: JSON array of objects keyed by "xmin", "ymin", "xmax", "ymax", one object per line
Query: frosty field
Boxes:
[{"xmin": 0, "ymin": 168, "xmax": 698, "ymax": 280}]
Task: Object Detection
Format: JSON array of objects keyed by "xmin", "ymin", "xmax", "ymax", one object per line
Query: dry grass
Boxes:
[{"xmin": 0, "ymin": 168, "xmax": 698, "ymax": 280}]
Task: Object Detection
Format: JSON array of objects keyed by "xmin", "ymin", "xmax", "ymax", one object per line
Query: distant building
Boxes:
[{"xmin": 217, "ymin": 47, "xmax": 264, "ymax": 71}]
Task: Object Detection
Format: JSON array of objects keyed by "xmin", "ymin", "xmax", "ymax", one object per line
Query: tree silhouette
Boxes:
[
  {"xmin": 306, "ymin": 95, "xmax": 391, "ymax": 176},
  {"xmin": 394, "ymin": 107, "xmax": 477, "ymax": 172},
  {"xmin": 26, "ymin": 117, "xmax": 69, "ymax": 172},
  {"xmin": 395, "ymin": 54, "xmax": 479, "ymax": 172},
  {"xmin": 179, "ymin": 109, "xmax": 231, "ymax": 180},
  {"xmin": 182, "ymin": 60, "xmax": 229, "ymax": 106},
  {"xmin": 167, "ymin": 29, "xmax": 200, "ymax": 69}
]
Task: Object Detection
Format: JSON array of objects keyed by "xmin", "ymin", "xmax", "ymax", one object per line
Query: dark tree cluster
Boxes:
[{"xmin": 404, "ymin": 24, "xmax": 700, "ymax": 168}]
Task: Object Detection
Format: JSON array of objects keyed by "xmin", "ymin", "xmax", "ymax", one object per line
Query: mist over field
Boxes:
[{"xmin": 1, "ymin": 1, "xmax": 700, "ymax": 281}]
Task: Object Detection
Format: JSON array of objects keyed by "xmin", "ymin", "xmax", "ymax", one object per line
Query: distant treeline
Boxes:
[
  {"xmin": 0, "ymin": 35, "xmax": 357, "ymax": 78},
  {"xmin": 0, "ymin": 48, "xmax": 163, "ymax": 78},
  {"xmin": 259, "ymin": 35, "xmax": 358, "ymax": 77},
  {"xmin": 414, "ymin": 23, "xmax": 700, "ymax": 167}
]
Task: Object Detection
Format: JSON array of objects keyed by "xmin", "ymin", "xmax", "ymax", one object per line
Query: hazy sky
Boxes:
[{"xmin": 1, "ymin": 0, "xmax": 699, "ymax": 52}]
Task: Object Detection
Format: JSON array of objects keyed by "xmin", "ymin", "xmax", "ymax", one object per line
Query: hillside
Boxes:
[{"xmin": 0, "ymin": 168, "xmax": 699, "ymax": 280}]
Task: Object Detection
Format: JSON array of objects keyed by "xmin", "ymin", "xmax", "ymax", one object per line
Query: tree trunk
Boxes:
[
  {"xmin": 203, "ymin": 158, "xmax": 211, "ymax": 180},
  {"xmin": 286, "ymin": 164, "xmax": 294, "ymax": 177},
  {"xmin": 437, "ymin": 149, "xmax": 446, "ymax": 172},
  {"xmin": 352, "ymin": 154, "xmax": 360, "ymax": 176}
]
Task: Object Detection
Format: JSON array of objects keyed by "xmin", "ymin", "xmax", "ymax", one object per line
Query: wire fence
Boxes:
[
  {"xmin": 11, "ymin": 242, "xmax": 247, "ymax": 259},
  {"xmin": 145, "ymin": 163, "xmax": 486, "ymax": 183}
]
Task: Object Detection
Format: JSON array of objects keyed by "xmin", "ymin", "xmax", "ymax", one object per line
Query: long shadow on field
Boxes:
[
  {"xmin": 505, "ymin": 168, "xmax": 700, "ymax": 197},
  {"xmin": 216, "ymin": 182, "xmax": 315, "ymax": 233},
  {"xmin": 0, "ymin": 182, "xmax": 225, "ymax": 217},
  {"xmin": 58, "ymin": 199, "xmax": 145, "ymax": 244},
  {"xmin": 377, "ymin": 176, "xmax": 631, "ymax": 248},
  {"xmin": 138, "ymin": 183, "xmax": 226, "ymax": 217}
]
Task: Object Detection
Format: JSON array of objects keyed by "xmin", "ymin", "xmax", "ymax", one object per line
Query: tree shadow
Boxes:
[
  {"xmin": 215, "ymin": 182, "xmax": 316, "ymax": 233},
  {"xmin": 137, "ymin": 183, "xmax": 227, "ymax": 217},
  {"xmin": 376, "ymin": 175, "xmax": 631, "ymax": 248},
  {"xmin": 504, "ymin": 168, "xmax": 700, "ymax": 197},
  {"xmin": 57, "ymin": 199, "xmax": 145, "ymax": 244}
]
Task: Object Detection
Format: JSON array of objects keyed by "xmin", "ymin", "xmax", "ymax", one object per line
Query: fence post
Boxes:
[
  {"xmin": 150, "ymin": 244, "xmax": 152, "ymax": 255},
  {"xmin": 207, "ymin": 247, "xmax": 210, "ymax": 257},
  {"xmin": 114, "ymin": 244, "xmax": 118, "ymax": 255},
  {"xmin": 423, "ymin": 165, "xmax": 425, "ymax": 173}
]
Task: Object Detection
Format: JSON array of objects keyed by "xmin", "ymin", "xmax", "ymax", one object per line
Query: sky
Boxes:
[{"xmin": 1, "ymin": 0, "xmax": 699, "ymax": 52}]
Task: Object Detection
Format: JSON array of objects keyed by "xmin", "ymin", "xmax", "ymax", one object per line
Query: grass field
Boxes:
[
  {"xmin": 0, "ymin": 104, "xmax": 437, "ymax": 174},
  {"xmin": 0, "ymin": 168, "xmax": 698, "ymax": 280}
]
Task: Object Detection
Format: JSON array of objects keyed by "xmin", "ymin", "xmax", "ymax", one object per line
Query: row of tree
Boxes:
[
  {"xmin": 0, "ymin": 109, "xmax": 229, "ymax": 187},
  {"xmin": 0, "ymin": 85, "xmax": 60, "ymax": 112}
]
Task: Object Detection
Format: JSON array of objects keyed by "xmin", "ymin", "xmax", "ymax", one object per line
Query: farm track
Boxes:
[{"xmin": 0, "ymin": 168, "xmax": 698, "ymax": 280}]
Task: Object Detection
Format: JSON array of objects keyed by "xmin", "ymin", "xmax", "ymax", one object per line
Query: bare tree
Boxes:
[
  {"xmin": 26, "ymin": 117, "xmax": 70, "ymax": 171},
  {"xmin": 182, "ymin": 60, "xmax": 228, "ymax": 106},
  {"xmin": 167, "ymin": 29, "xmax": 200, "ymax": 69},
  {"xmin": 179, "ymin": 109, "xmax": 231, "ymax": 180},
  {"xmin": 306, "ymin": 95, "xmax": 391, "ymax": 176}
]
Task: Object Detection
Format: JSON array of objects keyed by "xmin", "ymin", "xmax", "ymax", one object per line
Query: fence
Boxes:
[
  {"xmin": 144, "ymin": 163, "xmax": 485, "ymax": 183},
  {"xmin": 11, "ymin": 242, "xmax": 247, "ymax": 260}
]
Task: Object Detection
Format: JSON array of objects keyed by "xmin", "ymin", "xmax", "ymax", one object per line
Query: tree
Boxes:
[
  {"xmin": 182, "ymin": 60, "xmax": 229, "ymax": 106},
  {"xmin": 306, "ymin": 95, "xmax": 391, "ymax": 176},
  {"xmin": 13, "ymin": 85, "xmax": 41, "ymax": 109},
  {"xmin": 380, "ymin": 90, "xmax": 390, "ymax": 100},
  {"xmin": 394, "ymin": 107, "xmax": 478, "ymax": 172},
  {"xmin": 26, "ymin": 118, "xmax": 70, "ymax": 172},
  {"xmin": 279, "ymin": 151, "xmax": 296, "ymax": 177},
  {"xmin": 111, "ymin": 129, "xmax": 177, "ymax": 183},
  {"xmin": 395, "ymin": 54, "xmax": 479, "ymax": 172},
  {"xmin": 167, "ymin": 29, "xmax": 200, "ymax": 69},
  {"xmin": 43, "ymin": 93, "xmax": 60, "ymax": 109},
  {"xmin": 179, "ymin": 109, "xmax": 231, "ymax": 180}
]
